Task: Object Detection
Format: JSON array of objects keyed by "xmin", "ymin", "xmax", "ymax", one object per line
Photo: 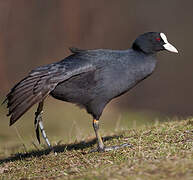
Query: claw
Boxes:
[
  {"xmin": 89, "ymin": 143, "xmax": 132, "ymax": 153},
  {"xmin": 34, "ymin": 111, "xmax": 41, "ymax": 144},
  {"xmin": 35, "ymin": 123, "xmax": 41, "ymax": 144}
]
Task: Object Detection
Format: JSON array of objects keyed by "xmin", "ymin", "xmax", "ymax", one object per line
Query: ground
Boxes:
[{"xmin": 0, "ymin": 115, "xmax": 192, "ymax": 179}]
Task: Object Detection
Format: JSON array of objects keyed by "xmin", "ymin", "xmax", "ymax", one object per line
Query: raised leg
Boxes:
[
  {"xmin": 91, "ymin": 119, "xmax": 132, "ymax": 152},
  {"xmin": 34, "ymin": 101, "xmax": 51, "ymax": 148}
]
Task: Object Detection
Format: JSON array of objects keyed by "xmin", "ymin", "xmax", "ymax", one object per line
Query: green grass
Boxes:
[
  {"xmin": 0, "ymin": 112, "xmax": 192, "ymax": 180},
  {"xmin": 0, "ymin": 97, "xmax": 192, "ymax": 179},
  {"xmin": 0, "ymin": 98, "xmax": 161, "ymax": 156}
]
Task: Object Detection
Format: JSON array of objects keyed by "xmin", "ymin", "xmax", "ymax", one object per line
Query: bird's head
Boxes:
[{"xmin": 132, "ymin": 32, "xmax": 178, "ymax": 54}]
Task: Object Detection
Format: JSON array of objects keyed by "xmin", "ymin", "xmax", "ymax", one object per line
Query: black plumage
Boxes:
[{"xmin": 4, "ymin": 32, "xmax": 178, "ymax": 151}]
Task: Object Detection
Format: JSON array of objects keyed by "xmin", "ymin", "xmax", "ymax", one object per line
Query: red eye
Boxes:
[{"xmin": 156, "ymin": 38, "xmax": 161, "ymax": 42}]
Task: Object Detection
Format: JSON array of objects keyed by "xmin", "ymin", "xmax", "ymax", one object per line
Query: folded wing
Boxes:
[{"xmin": 5, "ymin": 58, "xmax": 95, "ymax": 126}]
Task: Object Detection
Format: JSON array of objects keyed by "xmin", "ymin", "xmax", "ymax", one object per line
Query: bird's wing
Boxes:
[{"xmin": 5, "ymin": 59, "xmax": 95, "ymax": 126}]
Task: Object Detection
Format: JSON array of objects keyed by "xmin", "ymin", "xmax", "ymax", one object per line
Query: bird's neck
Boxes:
[{"xmin": 132, "ymin": 43, "xmax": 156, "ymax": 56}]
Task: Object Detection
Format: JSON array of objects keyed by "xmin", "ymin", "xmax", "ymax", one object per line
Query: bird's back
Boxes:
[{"xmin": 51, "ymin": 48, "xmax": 157, "ymax": 119}]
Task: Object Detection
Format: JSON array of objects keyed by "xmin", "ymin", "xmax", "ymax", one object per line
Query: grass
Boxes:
[
  {"xmin": 0, "ymin": 97, "xmax": 192, "ymax": 179},
  {"xmin": 0, "ymin": 98, "xmax": 161, "ymax": 155},
  {"xmin": 0, "ymin": 112, "xmax": 192, "ymax": 179}
]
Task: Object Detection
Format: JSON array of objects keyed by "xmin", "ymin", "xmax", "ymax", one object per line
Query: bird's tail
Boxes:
[{"xmin": 4, "ymin": 74, "xmax": 49, "ymax": 126}]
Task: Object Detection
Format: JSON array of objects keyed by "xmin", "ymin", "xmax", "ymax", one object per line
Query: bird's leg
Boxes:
[
  {"xmin": 34, "ymin": 101, "xmax": 51, "ymax": 148},
  {"xmin": 93, "ymin": 119, "xmax": 105, "ymax": 151},
  {"xmin": 90, "ymin": 119, "xmax": 132, "ymax": 152}
]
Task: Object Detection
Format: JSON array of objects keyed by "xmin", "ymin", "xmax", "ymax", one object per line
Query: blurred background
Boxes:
[{"xmin": 0, "ymin": 0, "xmax": 193, "ymax": 154}]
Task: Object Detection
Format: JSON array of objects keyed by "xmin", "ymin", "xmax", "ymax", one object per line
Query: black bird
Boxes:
[{"xmin": 4, "ymin": 32, "xmax": 178, "ymax": 152}]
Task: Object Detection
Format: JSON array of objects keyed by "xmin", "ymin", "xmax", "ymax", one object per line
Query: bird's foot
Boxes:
[{"xmin": 89, "ymin": 143, "xmax": 132, "ymax": 153}]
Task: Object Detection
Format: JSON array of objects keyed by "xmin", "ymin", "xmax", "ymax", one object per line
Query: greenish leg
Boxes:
[
  {"xmin": 91, "ymin": 119, "xmax": 132, "ymax": 152},
  {"xmin": 34, "ymin": 101, "xmax": 51, "ymax": 148}
]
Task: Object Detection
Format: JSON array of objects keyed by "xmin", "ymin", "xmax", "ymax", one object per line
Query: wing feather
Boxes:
[{"xmin": 5, "ymin": 58, "xmax": 95, "ymax": 125}]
